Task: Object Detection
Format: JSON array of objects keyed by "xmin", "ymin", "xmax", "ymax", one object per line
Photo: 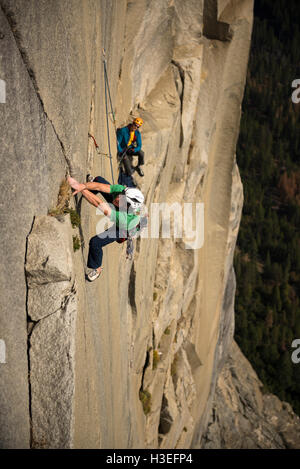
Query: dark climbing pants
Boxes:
[
  {"xmin": 87, "ymin": 176, "xmax": 123, "ymax": 269},
  {"xmin": 118, "ymin": 150, "xmax": 144, "ymax": 176},
  {"xmin": 87, "ymin": 226, "xmax": 119, "ymax": 269},
  {"xmin": 118, "ymin": 170, "xmax": 136, "ymax": 187},
  {"xmin": 133, "ymin": 150, "xmax": 145, "ymax": 166}
]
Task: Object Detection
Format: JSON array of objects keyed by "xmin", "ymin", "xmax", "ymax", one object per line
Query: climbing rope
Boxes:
[
  {"xmin": 90, "ymin": 50, "xmax": 146, "ymax": 262},
  {"xmin": 102, "ymin": 49, "xmax": 117, "ymax": 129},
  {"xmin": 102, "ymin": 48, "xmax": 116, "ymax": 184}
]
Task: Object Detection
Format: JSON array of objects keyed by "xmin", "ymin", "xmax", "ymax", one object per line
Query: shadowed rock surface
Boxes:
[{"xmin": 202, "ymin": 341, "xmax": 300, "ymax": 449}]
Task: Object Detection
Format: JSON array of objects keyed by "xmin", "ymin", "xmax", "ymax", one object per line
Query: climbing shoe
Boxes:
[
  {"xmin": 135, "ymin": 166, "xmax": 144, "ymax": 177},
  {"xmin": 87, "ymin": 268, "xmax": 102, "ymax": 282}
]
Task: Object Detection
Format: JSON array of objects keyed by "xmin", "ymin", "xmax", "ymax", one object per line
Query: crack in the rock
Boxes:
[
  {"xmin": 140, "ymin": 348, "xmax": 151, "ymax": 392},
  {"xmin": 27, "ymin": 281, "xmax": 76, "ymax": 324},
  {"xmin": 203, "ymin": 0, "xmax": 232, "ymax": 42},
  {"xmin": 25, "ymin": 276, "xmax": 72, "ymax": 287},
  {"xmin": 25, "ymin": 208, "xmax": 75, "ymax": 446},
  {"xmin": 24, "ymin": 216, "xmax": 36, "ymax": 448},
  {"xmin": 171, "ymin": 60, "xmax": 185, "ymax": 148},
  {"xmin": 0, "ymin": 3, "xmax": 72, "ymax": 173},
  {"xmin": 128, "ymin": 263, "xmax": 137, "ymax": 318}
]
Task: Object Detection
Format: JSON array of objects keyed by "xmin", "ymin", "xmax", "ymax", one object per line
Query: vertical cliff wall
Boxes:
[
  {"xmin": 0, "ymin": 0, "xmax": 254, "ymax": 448},
  {"xmin": 202, "ymin": 341, "xmax": 300, "ymax": 449}
]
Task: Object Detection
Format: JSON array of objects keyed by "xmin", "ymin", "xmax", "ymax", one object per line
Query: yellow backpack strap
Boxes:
[{"xmin": 127, "ymin": 130, "xmax": 135, "ymax": 147}]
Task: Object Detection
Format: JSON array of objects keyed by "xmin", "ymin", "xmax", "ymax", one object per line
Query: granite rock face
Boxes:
[
  {"xmin": 202, "ymin": 341, "xmax": 300, "ymax": 449},
  {"xmin": 25, "ymin": 215, "xmax": 77, "ymax": 448},
  {"xmin": 25, "ymin": 216, "xmax": 73, "ymax": 289},
  {"xmin": 1, "ymin": 0, "xmax": 298, "ymax": 450}
]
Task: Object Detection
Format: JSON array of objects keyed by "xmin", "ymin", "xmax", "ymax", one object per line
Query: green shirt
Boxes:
[
  {"xmin": 109, "ymin": 184, "xmax": 140, "ymax": 231},
  {"xmin": 110, "ymin": 184, "xmax": 125, "ymax": 196}
]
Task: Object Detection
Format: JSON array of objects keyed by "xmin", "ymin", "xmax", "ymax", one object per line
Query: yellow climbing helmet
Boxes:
[{"xmin": 133, "ymin": 117, "xmax": 143, "ymax": 127}]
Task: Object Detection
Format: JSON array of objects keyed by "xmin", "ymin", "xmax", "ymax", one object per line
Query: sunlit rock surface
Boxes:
[{"xmin": 1, "ymin": 0, "xmax": 298, "ymax": 450}]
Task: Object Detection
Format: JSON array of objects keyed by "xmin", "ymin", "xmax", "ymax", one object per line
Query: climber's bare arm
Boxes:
[
  {"xmin": 68, "ymin": 177, "xmax": 111, "ymax": 216},
  {"xmin": 84, "ymin": 182, "xmax": 111, "ymax": 193},
  {"xmin": 71, "ymin": 182, "xmax": 110, "ymax": 195},
  {"xmin": 81, "ymin": 189, "xmax": 111, "ymax": 216},
  {"xmin": 68, "ymin": 177, "xmax": 110, "ymax": 195}
]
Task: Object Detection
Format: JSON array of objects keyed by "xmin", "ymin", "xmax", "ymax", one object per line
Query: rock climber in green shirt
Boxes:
[{"xmin": 68, "ymin": 175, "xmax": 144, "ymax": 281}]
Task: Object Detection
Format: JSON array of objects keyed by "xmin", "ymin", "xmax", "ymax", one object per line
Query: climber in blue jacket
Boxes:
[{"xmin": 117, "ymin": 117, "xmax": 145, "ymax": 177}]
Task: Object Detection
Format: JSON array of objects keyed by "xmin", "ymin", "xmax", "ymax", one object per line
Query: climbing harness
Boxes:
[
  {"xmin": 128, "ymin": 214, "xmax": 149, "ymax": 260},
  {"xmin": 128, "ymin": 215, "xmax": 148, "ymax": 260}
]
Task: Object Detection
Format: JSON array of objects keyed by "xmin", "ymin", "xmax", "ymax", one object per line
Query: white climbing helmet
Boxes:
[{"xmin": 125, "ymin": 187, "xmax": 144, "ymax": 210}]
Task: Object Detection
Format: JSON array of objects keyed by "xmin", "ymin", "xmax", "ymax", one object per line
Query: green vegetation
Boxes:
[
  {"xmin": 171, "ymin": 354, "xmax": 178, "ymax": 378},
  {"xmin": 65, "ymin": 208, "xmax": 81, "ymax": 228},
  {"xmin": 49, "ymin": 205, "xmax": 80, "ymax": 229},
  {"xmin": 139, "ymin": 389, "xmax": 152, "ymax": 415},
  {"xmin": 235, "ymin": 0, "xmax": 300, "ymax": 416},
  {"xmin": 72, "ymin": 235, "xmax": 81, "ymax": 252},
  {"xmin": 153, "ymin": 350, "xmax": 160, "ymax": 370},
  {"xmin": 49, "ymin": 179, "xmax": 71, "ymax": 214},
  {"xmin": 48, "ymin": 179, "xmax": 81, "ymax": 253}
]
